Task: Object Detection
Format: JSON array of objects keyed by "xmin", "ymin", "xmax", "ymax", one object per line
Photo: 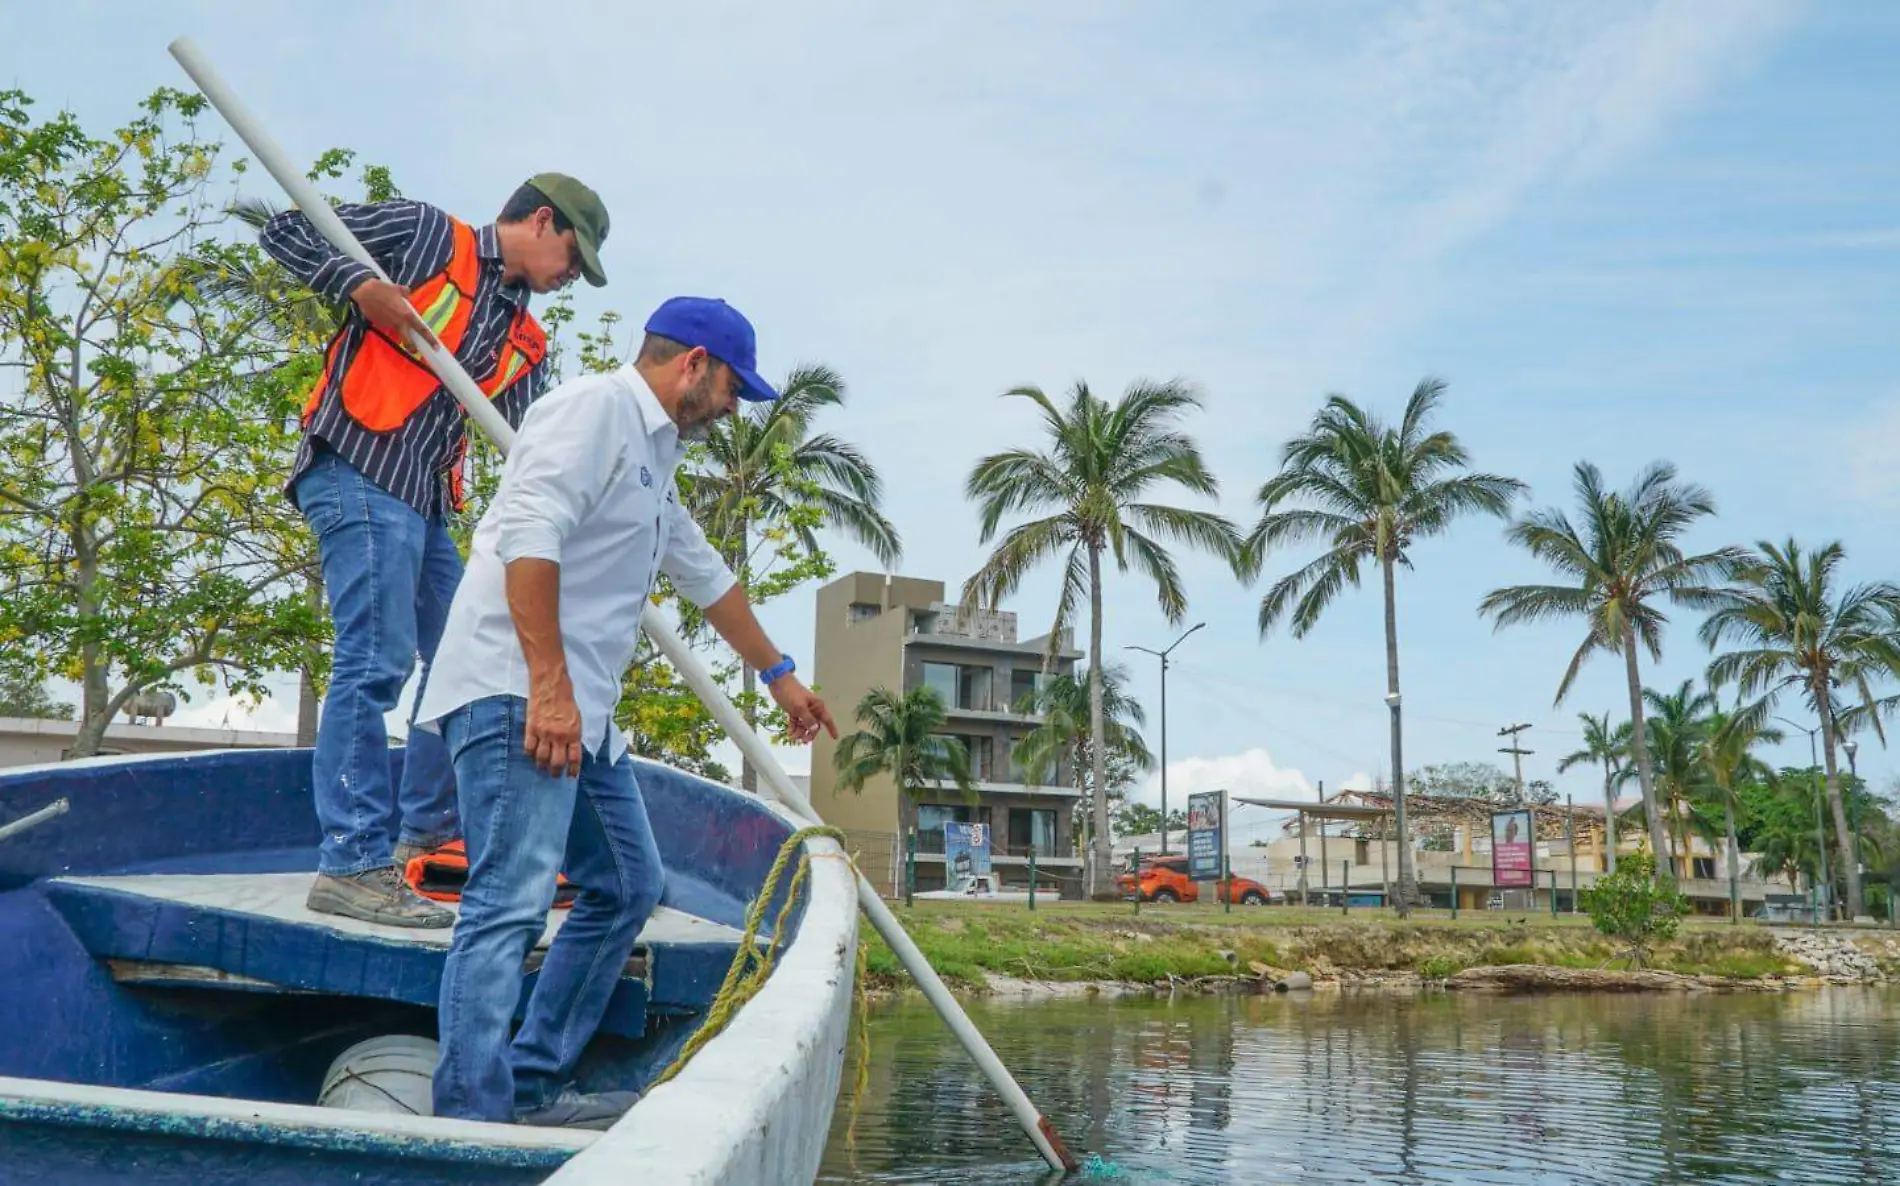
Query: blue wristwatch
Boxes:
[{"xmin": 758, "ymin": 655, "xmax": 796, "ymax": 685}]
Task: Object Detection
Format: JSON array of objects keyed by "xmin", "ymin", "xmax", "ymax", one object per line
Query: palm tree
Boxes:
[
  {"xmin": 1556, "ymin": 711, "xmax": 1633, "ymax": 873},
  {"xmin": 1011, "ymin": 663, "xmax": 1154, "ymax": 855},
  {"xmin": 833, "ymin": 687, "xmax": 976, "ymax": 819},
  {"xmin": 691, "ymin": 366, "xmax": 901, "ymax": 791},
  {"xmin": 1480, "ymin": 461, "xmax": 1742, "ymax": 878},
  {"xmin": 1700, "ymin": 539, "xmax": 1900, "ymax": 920},
  {"xmin": 1701, "ymin": 706, "xmax": 1780, "ymax": 922},
  {"xmin": 1251, "ymin": 378, "xmax": 1523, "ymax": 912},
  {"xmin": 961, "ymin": 380, "xmax": 1246, "ymax": 896},
  {"xmin": 1642, "ymin": 681, "xmax": 1719, "ymax": 881},
  {"xmin": 1751, "ymin": 767, "xmax": 1831, "ymax": 897}
]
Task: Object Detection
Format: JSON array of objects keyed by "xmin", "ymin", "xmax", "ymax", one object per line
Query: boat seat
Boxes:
[{"xmin": 45, "ymin": 873, "xmax": 757, "ymax": 1034}]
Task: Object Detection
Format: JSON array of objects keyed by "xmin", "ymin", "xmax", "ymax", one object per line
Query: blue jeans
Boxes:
[
  {"xmin": 434, "ymin": 695, "xmax": 666, "ymax": 1122},
  {"xmin": 294, "ymin": 450, "xmax": 462, "ymax": 876}
]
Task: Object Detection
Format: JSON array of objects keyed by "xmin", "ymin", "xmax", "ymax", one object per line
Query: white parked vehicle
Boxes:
[{"xmin": 918, "ymin": 873, "xmax": 1063, "ymax": 903}]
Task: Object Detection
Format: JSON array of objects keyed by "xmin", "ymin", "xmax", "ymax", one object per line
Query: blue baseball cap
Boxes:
[{"xmin": 643, "ymin": 296, "xmax": 778, "ymax": 402}]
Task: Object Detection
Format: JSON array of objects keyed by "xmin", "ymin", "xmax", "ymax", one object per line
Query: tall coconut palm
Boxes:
[
  {"xmin": 1556, "ymin": 711, "xmax": 1634, "ymax": 873},
  {"xmin": 690, "ymin": 365, "xmax": 901, "ymax": 791},
  {"xmin": 1701, "ymin": 707, "xmax": 1780, "ymax": 922},
  {"xmin": 1480, "ymin": 461, "xmax": 1742, "ymax": 879},
  {"xmin": 1700, "ymin": 538, "xmax": 1900, "ymax": 920},
  {"xmin": 1642, "ymin": 681, "xmax": 1719, "ymax": 880},
  {"xmin": 833, "ymin": 686, "xmax": 976, "ymax": 813},
  {"xmin": 1011, "ymin": 663, "xmax": 1155, "ymax": 854},
  {"xmin": 961, "ymin": 380, "xmax": 1246, "ymax": 896},
  {"xmin": 1251, "ymin": 378, "xmax": 1524, "ymax": 913}
]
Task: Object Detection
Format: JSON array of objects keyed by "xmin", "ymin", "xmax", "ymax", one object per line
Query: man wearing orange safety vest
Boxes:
[{"xmin": 260, "ymin": 174, "xmax": 610, "ymax": 927}]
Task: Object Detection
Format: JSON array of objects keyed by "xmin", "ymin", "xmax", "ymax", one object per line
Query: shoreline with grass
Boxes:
[{"xmin": 862, "ymin": 901, "xmax": 1900, "ymax": 1000}]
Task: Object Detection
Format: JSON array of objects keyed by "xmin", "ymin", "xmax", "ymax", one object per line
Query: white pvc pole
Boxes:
[{"xmin": 166, "ymin": 36, "xmax": 1074, "ymax": 1173}]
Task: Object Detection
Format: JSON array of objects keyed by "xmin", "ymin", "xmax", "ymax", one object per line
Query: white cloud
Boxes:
[{"xmin": 1133, "ymin": 747, "xmax": 1335, "ymax": 808}]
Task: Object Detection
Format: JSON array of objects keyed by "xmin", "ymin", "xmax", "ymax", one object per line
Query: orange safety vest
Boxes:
[{"xmin": 302, "ymin": 216, "xmax": 547, "ymax": 436}]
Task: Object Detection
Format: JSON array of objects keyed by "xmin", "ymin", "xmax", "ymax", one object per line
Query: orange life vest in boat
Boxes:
[
  {"xmin": 405, "ymin": 840, "xmax": 578, "ymax": 910},
  {"xmin": 301, "ymin": 216, "xmax": 547, "ymax": 434}
]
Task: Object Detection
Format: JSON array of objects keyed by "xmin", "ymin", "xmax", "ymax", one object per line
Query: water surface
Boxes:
[{"xmin": 819, "ymin": 988, "xmax": 1900, "ymax": 1183}]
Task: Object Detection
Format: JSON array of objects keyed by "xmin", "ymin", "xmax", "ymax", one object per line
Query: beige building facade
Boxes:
[{"xmin": 807, "ymin": 572, "xmax": 1086, "ymax": 897}]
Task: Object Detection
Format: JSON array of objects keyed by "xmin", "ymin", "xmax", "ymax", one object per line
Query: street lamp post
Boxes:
[
  {"xmin": 1775, "ymin": 715, "xmax": 1828, "ymax": 921},
  {"xmin": 1129, "ymin": 622, "xmax": 1204, "ymax": 856},
  {"xmin": 1387, "ymin": 691, "xmax": 1412, "ymax": 918}
]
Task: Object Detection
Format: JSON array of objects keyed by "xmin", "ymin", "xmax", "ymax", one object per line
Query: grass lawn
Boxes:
[{"xmin": 860, "ymin": 897, "xmax": 1818, "ymax": 991}]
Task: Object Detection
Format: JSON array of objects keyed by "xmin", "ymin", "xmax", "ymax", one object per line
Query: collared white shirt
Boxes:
[{"xmin": 415, "ymin": 365, "xmax": 737, "ymax": 762}]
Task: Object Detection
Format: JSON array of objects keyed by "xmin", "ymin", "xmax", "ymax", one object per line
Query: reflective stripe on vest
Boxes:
[{"xmin": 300, "ymin": 216, "xmax": 545, "ymax": 434}]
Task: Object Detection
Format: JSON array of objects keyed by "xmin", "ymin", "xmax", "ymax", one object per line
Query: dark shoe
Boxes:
[
  {"xmin": 306, "ymin": 866, "xmax": 456, "ymax": 929},
  {"xmin": 516, "ymin": 1089, "xmax": 642, "ymax": 1130}
]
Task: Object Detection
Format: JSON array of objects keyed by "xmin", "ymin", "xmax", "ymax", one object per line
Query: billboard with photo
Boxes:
[
  {"xmin": 1491, "ymin": 808, "xmax": 1534, "ymax": 888},
  {"xmin": 1186, "ymin": 790, "xmax": 1225, "ymax": 881},
  {"xmin": 943, "ymin": 821, "xmax": 992, "ymax": 891}
]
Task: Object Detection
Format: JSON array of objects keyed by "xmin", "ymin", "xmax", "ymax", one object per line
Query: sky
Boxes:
[{"xmin": 12, "ymin": 1, "xmax": 1900, "ymax": 840}]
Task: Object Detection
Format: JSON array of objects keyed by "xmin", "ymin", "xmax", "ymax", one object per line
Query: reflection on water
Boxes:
[{"xmin": 819, "ymin": 989, "xmax": 1900, "ymax": 1184}]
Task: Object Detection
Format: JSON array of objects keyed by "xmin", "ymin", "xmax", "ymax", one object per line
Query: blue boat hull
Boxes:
[{"xmin": 0, "ymin": 745, "xmax": 821, "ymax": 1183}]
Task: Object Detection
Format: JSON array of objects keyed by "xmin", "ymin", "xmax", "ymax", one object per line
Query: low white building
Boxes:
[{"xmin": 0, "ymin": 715, "xmax": 297, "ymax": 768}]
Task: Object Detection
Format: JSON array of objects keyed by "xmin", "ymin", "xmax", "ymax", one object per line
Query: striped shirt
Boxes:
[{"xmin": 260, "ymin": 200, "xmax": 546, "ymax": 520}]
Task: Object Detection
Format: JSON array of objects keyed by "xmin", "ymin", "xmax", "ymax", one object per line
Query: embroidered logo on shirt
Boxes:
[{"xmin": 639, "ymin": 466, "xmax": 653, "ymax": 488}]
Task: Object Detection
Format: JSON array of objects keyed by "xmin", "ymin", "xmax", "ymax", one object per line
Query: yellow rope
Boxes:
[{"xmin": 651, "ymin": 824, "xmax": 866, "ymax": 1093}]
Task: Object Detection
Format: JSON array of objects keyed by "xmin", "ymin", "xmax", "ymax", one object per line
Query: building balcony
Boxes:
[
  {"xmin": 940, "ymin": 702, "xmax": 1041, "ymax": 725},
  {"xmin": 922, "ymin": 777, "xmax": 1081, "ymax": 800}
]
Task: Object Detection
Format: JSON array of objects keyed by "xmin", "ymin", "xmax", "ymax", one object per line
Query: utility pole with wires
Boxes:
[{"xmin": 1498, "ymin": 723, "xmax": 1533, "ymax": 804}]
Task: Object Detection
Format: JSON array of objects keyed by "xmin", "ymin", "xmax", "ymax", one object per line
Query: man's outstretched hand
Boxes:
[{"xmin": 769, "ymin": 676, "xmax": 837, "ymax": 745}]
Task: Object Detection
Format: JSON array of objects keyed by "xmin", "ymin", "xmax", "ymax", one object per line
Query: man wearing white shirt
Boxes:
[{"xmin": 414, "ymin": 295, "xmax": 835, "ymax": 1129}]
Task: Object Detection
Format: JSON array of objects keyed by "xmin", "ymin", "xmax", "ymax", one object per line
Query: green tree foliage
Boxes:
[
  {"xmin": 1578, "ymin": 850, "xmax": 1688, "ymax": 968},
  {"xmin": 0, "ymin": 674, "xmax": 71, "ymax": 720},
  {"xmin": 0, "ymin": 88, "xmax": 321, "ymax": 756}
]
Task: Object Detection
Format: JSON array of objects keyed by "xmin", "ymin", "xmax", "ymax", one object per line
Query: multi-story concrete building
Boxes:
[{"xmin": 807, "ymin": 572, "xmax": 1086, "ymax": 897}]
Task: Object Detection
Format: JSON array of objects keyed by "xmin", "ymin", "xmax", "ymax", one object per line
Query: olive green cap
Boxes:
[{"xmin": 526, "ymin": 172, "xmax": 609, "ymax": 287}]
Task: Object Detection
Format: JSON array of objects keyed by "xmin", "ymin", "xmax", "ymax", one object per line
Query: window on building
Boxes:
[
  {"xmin": 958, "ymin": 666, "xmax": 992, "ymax": 712},
  {"xmin": 1002, "ymin": 737, "xmax": 1032, "ymax": 784},
  {"xmin": 1692, "ymin": 857, "xmax": 1716, "ymax": 880},
  {"xmin": 920, "ymin": 663, "xmax": 958, "ymax": 708},
  {"xmin": 1009, "ymin": 669, "xmax": 1052, "ymax": 712},
  {"xmin": 929, "ymin": 733, "xmax": 991, "ymax": 780},
  {"xmin": 847, "ymin": 602, "xmax": 881, "ymax": 626},
  {"xmin": 959, "ymin": 734, "xmax": 994, "ymax": 780},
  {"xmin": 1008, "ymin": 808, "xmax": 1058, "ymax": 856}
]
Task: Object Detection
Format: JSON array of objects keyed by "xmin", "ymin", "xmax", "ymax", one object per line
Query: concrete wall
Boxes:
[
  {"xmin": 807, "ymin": 574, "xmax": 921, "ymax": 837},
  {"xmin": 0, "ymin": 716, "xmax": 296, "ymax": 768}
]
